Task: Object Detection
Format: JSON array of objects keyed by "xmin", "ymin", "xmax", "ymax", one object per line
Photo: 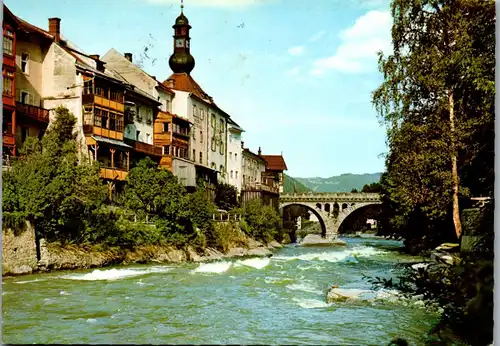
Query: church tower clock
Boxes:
[{"xmin": 169, "ymin": 1, "xmax": 195, "ymax": 74}]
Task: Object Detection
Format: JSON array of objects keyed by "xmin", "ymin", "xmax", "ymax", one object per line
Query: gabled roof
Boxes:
[
  {"xmin": 243, "ymin": 148, "xmax": 266, "ymax": 164},
  {"xmin": 260, "ymin": 155, "xmax": 288, "ymax": 171},
  {"xmin": 164, "ymin": 73, "xmax": 213, "ymax": 104}
]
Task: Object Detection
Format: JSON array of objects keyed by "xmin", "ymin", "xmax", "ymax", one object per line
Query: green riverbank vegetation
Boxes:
[
  {"xmin": 370, "ymin": 0, "xmax": 494, "ymax": 345},
  {"xmin": 3, "ymin": 106, "xmax": 284, "ymax": 253}
]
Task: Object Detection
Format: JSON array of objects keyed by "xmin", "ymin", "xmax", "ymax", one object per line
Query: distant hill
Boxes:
[
  {"xmin": 283, "ymin": 173, "xmax": 311, "ymax": 193},
  {"xmin": 294, "ymin": 173, "xmax": 382, "ymax": 193}
]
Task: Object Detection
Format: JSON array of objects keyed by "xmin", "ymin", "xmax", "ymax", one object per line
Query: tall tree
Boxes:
[{"xmin": 373, "ymin": 0, "xmax": 495, "ymax": 241}]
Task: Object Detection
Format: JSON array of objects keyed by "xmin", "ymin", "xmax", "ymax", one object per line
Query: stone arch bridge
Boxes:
[{"xmin": 280, "ymin": 192, "xmax": 382, "ymax": 240}]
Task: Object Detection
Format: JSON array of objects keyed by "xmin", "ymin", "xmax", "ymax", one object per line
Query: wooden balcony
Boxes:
[
  {"xmin": 124, "ymin": 138, "xmax": 163, "ymax": 156},
  {"xmin": 16, "ymin": 102, "xmax": 49, "ymax": 123},
  {"xmin": 83, "ymin": 125, "xmax": 124, "ymax": 141},
  {"xmin": 82, "ymin": 94, "xmax": 124, "ymax": 113},
  {"xmin": 3, "ymin": 133, "xmax": 15, "ymax": 146},
  {"xmin": 173, "ymin": 130, "xmax": 190, "ymax": 139},
  {"xmin": 100, "ymin": 167, "xmax": 128, "ymax": 181}
]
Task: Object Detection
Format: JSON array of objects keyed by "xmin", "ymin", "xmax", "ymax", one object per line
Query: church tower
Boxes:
[{"xmin": 168, "ymin": 1, "xmax": 195, "ymax": 74}]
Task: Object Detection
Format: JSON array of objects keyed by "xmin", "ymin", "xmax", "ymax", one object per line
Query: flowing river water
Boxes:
[{"xmin": 3, "ymin": 237, "xmax": 439, "ymax": 345}]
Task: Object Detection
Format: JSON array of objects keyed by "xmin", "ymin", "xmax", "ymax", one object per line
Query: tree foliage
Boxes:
[
  {"xmin": 2, "ymin": 106, "xmax": 106, "ymax": 243},
  {"xmin": 372, "ymin": 0, "xmax": 495, "ymax": 246},
  {"xmin": 214, "ymin": 182, "xmax": 239, "ymax": 211}
]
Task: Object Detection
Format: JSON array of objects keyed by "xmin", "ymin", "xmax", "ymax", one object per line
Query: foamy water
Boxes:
[
  {"xmin": 191, "ymin": 261, "xmax": 232, "ymax": 274},
  {"xmin": 286, "ymin": 281, "xmax": 323, "ymax": 295},
  {"xmin": 274, "ymin": 246, "xmax": 386, "ymax": 263},
  {"xmin": 61, "ymin": 266, "xmax": 171, "ymax": 281},
  {"xmin": 292, "ymin": 297, "xmax": 332, "ymax": 309},
  {"xmin": 235, "ymin": 258, "xmax": 271, "ymax": 269}
]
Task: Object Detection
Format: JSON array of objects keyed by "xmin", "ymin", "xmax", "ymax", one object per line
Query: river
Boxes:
[{"xmin": 2, "ymin": 237, "xmax": 438, "ymax": 345}]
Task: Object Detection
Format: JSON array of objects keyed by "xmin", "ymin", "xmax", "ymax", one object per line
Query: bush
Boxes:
[{"xmin": 239, "ymin": 199, "xmax": 282, "ymax": 243}]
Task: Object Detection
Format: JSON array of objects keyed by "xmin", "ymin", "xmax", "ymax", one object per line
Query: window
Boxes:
[
  {"xmin": 229, "ymin": 152, "xmax": 232, "ymax": 160},
  {"xmin": 219, "ymin": 119, "xmax": 224, "ymax": 134},
  {"xmin": 200, "ymin": 109, "xmax": 205, "ymax": 120},
  {"xmin": 101, "ymin": 110, "xmax": 109, "ymax": 128},
  {"xmin": 192, "ymin": 149, "xmax": 195, "ymax": 161},
  {"xmin": 230, "ymin": 171, "xmax": 233, "ymax": 178},
  {"xmin": 199, "ymin": 152, "xmax": 202, "ymax": 164},
  {"xmin": 163, "ymin": 146, "xmax": 170, "ymax": 155},
  {"xmin": 235, "ymin": 171, "xmax": 238, "ymax": 179},
  {"xmin": 3, "ymin": 70, "xmax": 13, "ymax": 96},
  {"xmin": 3, "ymin": 29, "xmax": 13, "ymax": 55},
  {"xmin": 94, "ymin": 108, "xmax": 102, "ymax": 127},
  {"xmin": 21, "ymin": 53, "xmax": 30, "ymax": 74},
  {"xmin": 192, "ymin": 105, "xmax": 197, "ymax": 118},
  {"xmin": 20, "ymin": 90, "xmax": 34, "ymax": 105},
  {"xmin": 109, "ymin": 112, "xmax": 116, "ymax": 130},
  {"xmin": 164, "ymin": 122, "xmax": 170, "ymax": 132},
  {"xmin": 166, "ymin": 99, "xmax": 171, "ymax": 113},
  {"xmin": 193, "ymin": 127, "xmax": 196, "ymax": 139},
  {"xmin": 200, "ymin": 130, "xmax": 203, "ymax": 143},
  {"xmin": 211, "ymin": 137, "xmax": 216, "ymax": 151},
  {"xmin": 116, "ymin": 114, "xmax": 124, "ymax": 132},
  {"xmin": 136, "ymin": 130, "xmax": 140, "ymax": 141},
  {"xmin": 146, "ymin": 133, "xmax": 151, "ymax": 143},
  {"xmin": 211, "ymin": 114, "xmax": 216, "ymax": 128},
  {"xmin": 235, "ymin": 153, "xmax": 237, "ymax": 161},
  {"xmin": 219, "ymin": 141, "xmax": 224, "ymax": 155}
]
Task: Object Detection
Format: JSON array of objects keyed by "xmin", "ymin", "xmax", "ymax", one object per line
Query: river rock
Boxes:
[
  {"xmin": 268, "ymin": 240, "xmax": 283, "ymax": 249},
  {"xmin": 247, "ymin": 238, "xmax": 264, "ymax": 249},
  {"xmin": 245, "ymin": 247, "xmax": 273, "ymax": 257},
  {"xmin": 186, "ymin": 247, "xmax": 203, "ymax": 262},
  {"xmin": 326, "ymin": 287, "xmax": 372, "ymax": 303},
  {"xmin": 227, "ymin": 247, "xmax": 246, "ymax": 257},
  {"xmin": 300, "ymin": 234, "xmax": 346, "ymax": 247}
]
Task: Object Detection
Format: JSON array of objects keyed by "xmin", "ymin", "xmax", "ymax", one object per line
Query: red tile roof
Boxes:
[
  {"xmin": 163, "ymin": 73, "xmax": 214, "ymax": 105},
  {"xmin": 260, "ymin": 155, "xmax": 288, "ymax": 171},
  {"xmin": 5, "ymin": 5, "xmax": 54, "ymax": 41}
]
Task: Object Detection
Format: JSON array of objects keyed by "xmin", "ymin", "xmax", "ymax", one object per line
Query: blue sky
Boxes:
[{"xmin": 7, "ymin": 0, "xmax": 393, "ymax": 178}]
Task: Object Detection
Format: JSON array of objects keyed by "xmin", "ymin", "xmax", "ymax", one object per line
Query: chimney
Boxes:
[
  {"xmin": 124, "ymin": 53, "xmax": 133, "ymax": 62},
  {"xmin": 258, "ymin": 147, "xmax": 262, "ymax": 156},
  {"xmin": 166, "ymin": 78, "xmax": 175, "ymax": 89},
  {"xmin": 89, "ymin": 55, "xmax": 105, "ymax": 72},
  {"xmin": 48, "ymin": 17, "xmax": 61, "ymax": 43}
]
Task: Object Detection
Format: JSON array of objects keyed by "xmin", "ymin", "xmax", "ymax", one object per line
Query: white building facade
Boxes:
[{"xmin": 226, "ymin": 121, "xmax": 244, "ymax": 192}]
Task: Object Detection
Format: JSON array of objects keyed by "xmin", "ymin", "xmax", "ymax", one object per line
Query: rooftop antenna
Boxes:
[{"xmin": 181, "ymin": 0, "xmax": 184, "ymax": 13}]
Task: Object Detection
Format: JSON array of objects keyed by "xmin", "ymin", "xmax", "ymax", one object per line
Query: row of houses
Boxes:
[{"xmin": 1, "ymin": 5, "xmax": 287, "ymax": 206}]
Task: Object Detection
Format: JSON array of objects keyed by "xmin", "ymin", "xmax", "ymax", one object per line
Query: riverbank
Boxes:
[{"xmin": 2, "ymin": 222, "xmax": 285, "ymax": 277}]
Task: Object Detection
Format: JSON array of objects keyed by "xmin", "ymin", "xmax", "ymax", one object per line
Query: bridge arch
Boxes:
[
  {"xmin": 281, "ymin": 203, "xmax": 329, "ymax": 238},
  {"xmin": 336, "ymin": 203, "xmax": 383, "ymax": 234},
  {"xmin": 279, "ymin": 193, "xmax": 382, "ymax": 239}
]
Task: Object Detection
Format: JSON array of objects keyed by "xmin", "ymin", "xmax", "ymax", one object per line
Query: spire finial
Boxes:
[{"xmin": 181, "ymin": 0, "xmax": 184, "ymax": 13}]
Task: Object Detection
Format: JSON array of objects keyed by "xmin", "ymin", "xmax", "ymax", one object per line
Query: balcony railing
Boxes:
[
  {"xmin": 243, "ymin": 182, "xmax": 279, "ymax": 194},
  {"xmin": 124, "ymin": 138, "xmax": 163, "ymax": 156},
  {"xmin": 100, "ymin": 167, "xmax": 128, "ymax": 181},
  {"xmin": 3, "ymin": 133, "xmax": 15, "ymax": 146},
  {"xmin": 16, "ymin": 102, "xmax": 49, "ymax": 123}
]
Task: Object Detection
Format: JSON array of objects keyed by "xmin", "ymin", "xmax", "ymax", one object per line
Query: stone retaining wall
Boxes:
[{"xmin": 2, "ymin": 222, "xmax": 38, "ymax": 275}]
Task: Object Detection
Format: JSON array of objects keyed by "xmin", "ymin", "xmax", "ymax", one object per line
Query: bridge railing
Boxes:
[{"xmin": 280, "ymin": 192, "xmax": 381, "ymax": 199}]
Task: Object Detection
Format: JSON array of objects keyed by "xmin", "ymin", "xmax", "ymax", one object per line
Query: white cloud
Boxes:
[
  {"xmin": 145, "ymin": 0, "xmax": 271, "ymax": 8},
  {"xmin": 287, "ymin": 46, "xmax": 305, "ymax": 56},
  {"xmin": 309, "ymin": 30, "xmax": 327, "ymax": 42},
  {"xmin": 286, "ymin": 66, "xmax": 301, "ymax": 77},
  {"xmin": 311, "ymin": 10, "xmax": 392, "ymax": 75}
]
